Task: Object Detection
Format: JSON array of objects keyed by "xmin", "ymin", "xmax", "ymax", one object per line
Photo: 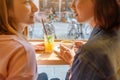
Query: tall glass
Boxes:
[{"xmin": 44, "ymin": 22, "xmax": 55, "ymax": 53}]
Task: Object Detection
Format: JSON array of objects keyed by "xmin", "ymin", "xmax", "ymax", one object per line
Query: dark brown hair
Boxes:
[{"xmin": 93, "ymin": 0, "xmax": 120, "ymax": 30}]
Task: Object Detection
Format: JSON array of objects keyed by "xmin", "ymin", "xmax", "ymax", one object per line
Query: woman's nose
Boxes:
[{"xmin": 31, "ymin": 2, "xmax": 38, "ymax": 12}]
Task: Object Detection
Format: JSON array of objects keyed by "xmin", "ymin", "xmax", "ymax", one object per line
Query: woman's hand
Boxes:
[
  {"xmin": 59, "ymin": 44, "xmax": 75, "ymax": 66},
  {"xmin": 33, "ymin": 42, "xmax": 45, "ymax": 51},
  {"xmin": 74, "ymin": 40, "xmax": 86, "ymax": 52}
]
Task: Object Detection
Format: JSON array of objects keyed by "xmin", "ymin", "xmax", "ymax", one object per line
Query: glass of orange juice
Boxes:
[
  {"xmin": 43, "ymin": 22, "xmax": 55, "ymax": 53},
  {"xmin": 44, "ymin": 34, "xmax": 54, "ymax": 53}
]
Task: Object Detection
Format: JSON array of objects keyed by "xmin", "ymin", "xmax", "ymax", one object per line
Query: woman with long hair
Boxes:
[
  {"xmin": 0, "ymin": 0, "xmax": 38, "ymax": 79},
  {"xmin": 59, "ymin": 0, "xmax": 120, "ymax": 80}
]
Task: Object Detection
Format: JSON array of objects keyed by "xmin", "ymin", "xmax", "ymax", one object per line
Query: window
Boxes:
[{"xmin": 26, "ymin": 0, "xmax": 92, "ymax": 40}]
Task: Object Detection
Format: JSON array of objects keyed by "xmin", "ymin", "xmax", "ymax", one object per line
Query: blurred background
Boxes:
[{"xmin": 27, "ymin": 0, "xmax": 92, "ymax": 40}]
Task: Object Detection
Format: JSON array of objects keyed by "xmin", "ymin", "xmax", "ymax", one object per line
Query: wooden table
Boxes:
[{"xmin": 29, "ymin": 40, "xmax": 68, "ymax": 65}]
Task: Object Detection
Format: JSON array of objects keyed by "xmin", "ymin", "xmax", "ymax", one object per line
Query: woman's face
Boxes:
[
  {"xmin": 71, "ymin": 0, "xmax": 94, "ymax": 23},
  {"xmin": 9, "ymin": 0, "xmax": 38, "ymax": 26}
]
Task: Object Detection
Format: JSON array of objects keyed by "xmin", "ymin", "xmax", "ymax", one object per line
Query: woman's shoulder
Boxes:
[
  {"xmin": 0, "ymin": 35, "xmax": 37, "ymax": 79},
  {"xmin": 0, "ymin": 35, "xmax": 35, "ymax": 54},
  {"xmin": 86, "ymin": 29, "xmax": 119, "ymax": 49}
]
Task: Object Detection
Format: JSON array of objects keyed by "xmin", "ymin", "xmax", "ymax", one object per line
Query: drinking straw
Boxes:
[
  {"xmin": 41, "ymin": 18, "xmax": 48, "ymax": 36},
  {"xmin": 41, "ymin": 18, "xmax": 51, "ymax": 42}
]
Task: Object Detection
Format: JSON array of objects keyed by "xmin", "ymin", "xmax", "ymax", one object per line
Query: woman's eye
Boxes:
[{"xmin": 24, "ymin": 0, "xmax": 31, "ymax": 4}]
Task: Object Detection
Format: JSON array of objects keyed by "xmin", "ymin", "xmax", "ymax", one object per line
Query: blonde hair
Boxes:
[{"xmin": 0, "ymin": 0, "xmax": 20, "ymax": 36}]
